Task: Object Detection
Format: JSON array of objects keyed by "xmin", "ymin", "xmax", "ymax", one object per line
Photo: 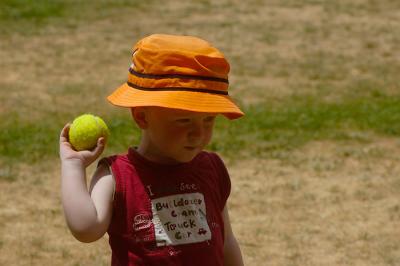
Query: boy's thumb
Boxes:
[
  {"xmin": 92, "ymin": 137, "xmax": 105, "ymax": 156},
  {"xmin": 98, "ymin": 137, "xmax": 105, "ymax": 146}
]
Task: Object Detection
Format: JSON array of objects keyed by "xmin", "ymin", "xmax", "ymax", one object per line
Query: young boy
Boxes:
[{"xmin": 60, "ymin": 34, "xmax": 244, "ymax": 266}]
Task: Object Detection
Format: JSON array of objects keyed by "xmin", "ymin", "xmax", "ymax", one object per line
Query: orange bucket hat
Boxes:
[{"xmin": 107, "ymin": 34, "xmax": 244, "ymax": 119}]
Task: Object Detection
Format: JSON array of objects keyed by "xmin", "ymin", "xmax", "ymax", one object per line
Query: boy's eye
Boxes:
[
  {"xmin": 204, "ymin": 116, "xmax": 216, "ymax": 122},
  {"xmin": 176, "ymin": 118, "xmax": 191, "ymax": 123}
]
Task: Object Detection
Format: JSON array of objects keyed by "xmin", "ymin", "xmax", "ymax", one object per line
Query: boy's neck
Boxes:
[{"xmin": 136, "ymin": 139, "xmax": 177, "ymax": 165}]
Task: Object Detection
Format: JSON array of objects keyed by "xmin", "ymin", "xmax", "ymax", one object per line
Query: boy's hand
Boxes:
[{"xmin": 59, "ymin": 123, "xmax": 106, "ymax": 168}]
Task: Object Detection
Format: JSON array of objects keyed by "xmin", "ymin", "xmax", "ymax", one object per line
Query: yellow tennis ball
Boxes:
[{"xmin": 69, "ymin": 114, "xmax": 110, "ymax": 151}]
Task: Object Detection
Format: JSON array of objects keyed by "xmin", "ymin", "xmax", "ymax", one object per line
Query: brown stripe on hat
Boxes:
[
  {"xmin": 129, "ymin": 68, "xmax": 229, "ymax": 84},
  {"xmin": 126, "ymin": 82, "xmax": 229, "ymax": 95}
]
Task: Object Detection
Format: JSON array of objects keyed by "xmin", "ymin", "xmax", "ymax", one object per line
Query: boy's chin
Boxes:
[
  {"xmin": 156, "ymin": 153, "xmax": 198, "ymax": 165},
  {"xmin": 175, "ymin": 155, "xmax": 197, "ymax": 163},
  {"xmin": 174, "ymin": 152, "xmax": 200, "ymax": 163}
]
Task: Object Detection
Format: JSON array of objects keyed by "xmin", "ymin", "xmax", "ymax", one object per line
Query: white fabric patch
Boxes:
[{"xmin": 151, "ymin": 192, "xmax": 212, "ymax": 246}]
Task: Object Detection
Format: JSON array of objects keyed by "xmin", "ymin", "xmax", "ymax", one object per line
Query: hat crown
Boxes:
[
  {"xmin": 131, "ymin": 34, "xmax": 230, "ymax": 79},
  {"xmin": 107, "ymin": 34, "xmax": 244, "ymax": 120}
]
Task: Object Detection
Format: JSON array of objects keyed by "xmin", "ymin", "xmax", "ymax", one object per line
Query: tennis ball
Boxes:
[{"xmin": 69, "ymin": 114, "xmax": 110, "ymax": 151}]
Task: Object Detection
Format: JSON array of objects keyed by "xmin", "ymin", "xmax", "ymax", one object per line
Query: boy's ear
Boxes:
[{"xmin": 131, "ymin": 107, "xmax": 148, "ymax": 129}]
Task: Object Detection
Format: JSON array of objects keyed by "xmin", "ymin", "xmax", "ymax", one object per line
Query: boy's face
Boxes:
[{"xmin": 137, "ymin": 107, "xmax": 216, "ymax": 164}]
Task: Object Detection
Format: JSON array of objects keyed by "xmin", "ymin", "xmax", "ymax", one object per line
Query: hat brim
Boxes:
[{"xmin": 107, "ymin": 83, "xmax": 244, "ymax": 120}]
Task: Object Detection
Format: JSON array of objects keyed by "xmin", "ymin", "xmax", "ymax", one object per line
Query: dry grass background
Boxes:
[{"xmin": 1, "ymin": 0, "xmax": 400, "ymax": 265}]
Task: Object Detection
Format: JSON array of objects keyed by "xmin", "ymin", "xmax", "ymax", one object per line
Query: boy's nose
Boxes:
[{"xmin": 188, "ymin": 122, "xmax": 204, "ymax": 139}]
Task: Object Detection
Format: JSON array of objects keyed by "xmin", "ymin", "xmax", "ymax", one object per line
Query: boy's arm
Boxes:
[
  {"xmin": 60, "ymin": 124, "xmax": 114, "ymax": 243},
  {"xmin": 222, "ymin": 205, "xmax": 244, "ymax": 266}
]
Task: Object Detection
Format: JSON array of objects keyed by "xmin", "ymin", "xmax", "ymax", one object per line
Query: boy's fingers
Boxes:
[
  {"xmin": 60, "ymin": 123, "xmax": 71, "ymax": 142},
  {"xmin": 91, "ymin": 137, "xmax": 105, "ymax": 158}
]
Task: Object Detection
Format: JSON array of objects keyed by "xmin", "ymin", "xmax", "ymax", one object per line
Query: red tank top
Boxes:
[{"xmin": 102, "ymin": 148, "xmax": 231, "ymax": 266}]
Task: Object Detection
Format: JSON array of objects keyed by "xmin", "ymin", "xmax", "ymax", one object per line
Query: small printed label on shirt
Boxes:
[
  {"xmin": 133, "ymin": 213, "xmax": 153, "ymax": 232},
  {"xmin": 151, "ymin": 192, "xmax": 211, "ymax": 246}
]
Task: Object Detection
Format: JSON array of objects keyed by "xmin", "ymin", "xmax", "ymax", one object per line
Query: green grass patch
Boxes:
[
  {"xmin": 0, "ymin": 0, "xmax": 66, "ymax": 21},
  {"xmin": 210, "ymin": 94, "xmax": 400, "ymax": 157},
  {"xmin": 1, "ymin": 94, "xmax": 400, "ymax": 169},
  {"xmin": 0, "ymin": 0, "xmax": 152, "ymax": 35}
]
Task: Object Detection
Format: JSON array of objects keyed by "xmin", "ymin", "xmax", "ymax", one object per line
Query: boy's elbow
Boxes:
[
  {"xmin": 70, "ymin": 228, "xmax": 104, "ymax": 243},
  {"xmin": 66, "ymin": 220, "xmax": 106, "ymax": 243}
]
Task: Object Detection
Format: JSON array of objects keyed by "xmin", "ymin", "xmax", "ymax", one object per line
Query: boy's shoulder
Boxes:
[
  {"xmin": 97, "ymin": 151, "xmax": 130, "ymax": 169},
  {"xmin": 196, "ymin": 150, "xmax": 227, "ymax": 170}
]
